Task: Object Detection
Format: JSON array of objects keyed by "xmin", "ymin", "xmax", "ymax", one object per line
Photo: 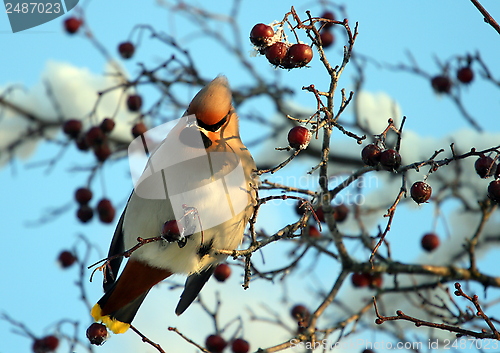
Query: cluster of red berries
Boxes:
[
  {"xmin": 74, "ymin": 187, "xmax": 116, "ymax": 224},
  {"xmin": 351, "ymin": 272, "xmax": 383, "ymax": 289},
  {"xmin": 62, "ymin": 113, "xmax": 145, "ymax": 160},
  {"xmin": 32, "ymin": 335, "xmax": 59, "ymax": 353},
  {"xmin": 205, "ymin": 335, "xmax": 250, "ymax": 353},
  {"xmin": 318, "ymin": 11, "xmax": 336, "ymax": 49},
  {"xmin": 361, "ymin": 143, "xmax": 402, "ymax": 171},
  {"xmin": 475, "ymin": 154, "xmax": 500, "ymax": 203},
  {"xmin": 62, "ymin": 118, "xmax": 114, "ymax": 162},
  {"xmin": 250, "ymin": 23, "xmax": 313, "ymax": 69},
  {"xmin": 431, "ymin": 65, "xmax": 475, "ymax": 94}
]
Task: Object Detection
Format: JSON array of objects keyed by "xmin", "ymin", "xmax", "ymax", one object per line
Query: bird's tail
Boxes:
[{"xmin": 91, "ymin": 259, "xmax": 173, "ymax": 334}]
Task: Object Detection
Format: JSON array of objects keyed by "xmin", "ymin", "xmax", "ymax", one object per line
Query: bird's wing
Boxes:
[
  {"xmin": 175, "ymin": 266, "xmax": 215, "ymax": 315},
  {"xmin": 103, "ymin": 198, "xmax": 128, "ymax": 292}
]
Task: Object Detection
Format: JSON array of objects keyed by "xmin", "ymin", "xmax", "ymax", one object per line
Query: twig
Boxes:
[
  {"xmin": 469, "ymin": 0, "xmax": 500, "ymax": 35},
  {"xmin": 130, "ymin": 325, "xmax": 166, "ymax": 353},
  {"xmin": 168, "ymin": 327, "xmax": 211, "ymax": 352}
]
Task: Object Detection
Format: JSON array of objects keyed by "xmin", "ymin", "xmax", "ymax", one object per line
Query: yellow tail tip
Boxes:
[{"xmin": 91, "ymin": 304, "xmax": 130, "ymax": 334}]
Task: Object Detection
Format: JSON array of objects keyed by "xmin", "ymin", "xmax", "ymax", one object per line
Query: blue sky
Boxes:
[{"xmin": 1, "ymin": 1, "xmax": 500, "ymax": 353}]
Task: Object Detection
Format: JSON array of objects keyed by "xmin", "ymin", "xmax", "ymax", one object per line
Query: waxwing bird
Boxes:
[{"xmin": 91, "ymin": 76, "xmax": 257, "ymax": 334}]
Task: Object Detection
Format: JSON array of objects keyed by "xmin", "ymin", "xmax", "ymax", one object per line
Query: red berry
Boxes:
[
  {"xmin": 295, "ymin": 200, "xmax": 308, "ymax": 216},
  {"xmin": 361, "ymin": 144, "xmax": 382, "ymax": 166},
  {"xmin": 379, "ymin": 149, "xmax": 401, "ymax": 171},
  {"xmin": 75, "ymin": 187, "xmax": 92, "ymax": 205},
  {"xmin": 99, "ymin": 118, "xmax": 115, "ymax": 133},
  {"xmin": 314, "ymin": 206, "xmax": 325, "ymax": 223},
  {"xmin": 320, "ymin": 30, "xmax": 335, "ymax": 48},
  {"xmin": 214, "ymin": 263, "xmax": 231, "ymax": 282},
  {"xmin": 410, "ymin": 181, "xmax": 432, "ymax": 204},
  {"xmin": 320, "ymin": 11, "xmax": 335, "ymax": 29},
  {"xmin": 351, "ymin": 273, "xmax": 370, "ymax": 288},
  {"xmin": 231, "ymin": 338, "xmax": 250, "ymax": 353},
  {"xmin": 369, "ymin": 273, "xmax": 383, "ymax": 288},
  {"xmin": 265, "ymin": 42, "xmax": 288, "ymax": 66},
  {"xmin": 457, "ymin": 67, "xmax": 474, "ymax": 84},
  {"xmin": 127, "ymin": 94, "xmax": 143, "ymax": 112},
  {"xmin": 32, "ymin": 339, "xmax": 44, "ymax": 353},
  {"xmin": 77, "ymin": 205, "xmax": 93, "ymax": 223},
  {"xmin": 85, "ymin": 126, "xmax": 105, "ymax": 147},
  {"xmin": 75, "ymin": 135, "xmax": 89, "ymax": 151},
  {"xmin": 488, "ymin": 180, "xmax": 500, "ymax": 203},
  {"xmin": 250, "ymin": 23, "xmax": 274, "ymax": 47},
  {"xmin": 58, "ymin": 250, "xmax": 77, "ymax": 268},
  {"xmin": 86, "ymin": 322, "xmax": 108, "ymax": 346},
  {"xmin": 333, "ymin": 204, "xmax": 349, "ymax": 222},
  {"xmin": 307, "ymin": 225, "xmax": 321, "ymax": 238},
  {"xmin": 283, "ymin": 43, "xmax": 313, "ymax": 68},
  {"xmin": 291, "ymin": 304, "xmax": 310, "ymax": 322},
  {"xmin": 93, "ymin": 143, "xmax": 112, "ymax": 162},
  {"xmin": 132, "ymin": 122, "xmax": 147, "ymax": 138},
  {"xmin": 475, "ymin": 156, "xmax": 496, "ymax": 178},
  {"xmin": 161, "ymin": 220, "xmax": 183, "ymax": 242},
  {"xmin": 97, "ymin": 198, "xmax": 115, "ymax": 223},
  {"xmin": 62, "ymin": 119, "xmax": 82, "ymax": 138},
  {"xmin": 421, "ymin": 233, "xmax": 440, "ymax": 252},
  {"xmin": 64, "ymin": 17, "xmax": 82, "ymax": 34},
  {"xmin": 118, "ymin": 41, "xmax": 135, "ymax": 59},
  {"xmin": 288, "ymin": 126, "xmax": 312, "ymax": 149},
  {"xmin": 205, "ymin": 334, "xmax": 227, "ymax": 353},
  {"xmin": 431, "ymin": 75, "xmax": 452, "ymax": 93},
  {"xmin": 33, "ymin": 335, "xmax": 59, "ymax": 353}
]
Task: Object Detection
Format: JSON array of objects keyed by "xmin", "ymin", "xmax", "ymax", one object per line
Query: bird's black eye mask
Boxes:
[
  {"xmin": 179, "ymin": 110, "xmax": 232, "ymax": 149},
  {"xmin": 195, "ymin": 110, "xmax": 231, "ymax": 132}
]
